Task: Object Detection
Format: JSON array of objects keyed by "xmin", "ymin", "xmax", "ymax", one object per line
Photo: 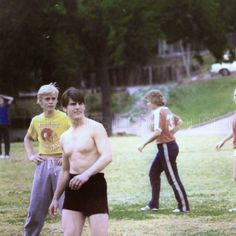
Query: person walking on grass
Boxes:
[
  {"xmin": 138, "ymin": 89, "xmax": 190, "ymax": 213},
  {"xmin": 0, "ymin": 94, "xmax": 14, "ymax": 159},
  {"xmin": 216, "ymin": 88, "xmax": 236, "ymax": 213},
  {"xmin": 49, "ymin": 87, "xmax": 112, "ymax": 236},
  {"xmin": 24, "ymin": 83, "xmax": 71, "ymax": 236}
]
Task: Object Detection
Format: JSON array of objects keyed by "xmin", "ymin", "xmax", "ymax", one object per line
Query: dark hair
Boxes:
[{"xmin": 61, "ymin": 87, "xmax": 85, "ymax": 107}]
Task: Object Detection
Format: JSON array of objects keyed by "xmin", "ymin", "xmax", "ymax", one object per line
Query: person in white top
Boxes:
[
  {"xmin": 216, "ymin": 88, "xmax": 236, "ymax": 212},
  {"xmin": 138, "ymin": 89, "xmax": 190, "ymax": 213}
]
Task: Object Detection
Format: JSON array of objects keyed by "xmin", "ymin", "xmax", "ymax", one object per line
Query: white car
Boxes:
[{"xmin": 210, "ymin": 61, "xmax": 236, "ymax": 76}]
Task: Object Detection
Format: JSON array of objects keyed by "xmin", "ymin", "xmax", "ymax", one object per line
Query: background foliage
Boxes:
[{"xmin": 1, "ymin": 0, "xmax": 236, "ymax": 134}]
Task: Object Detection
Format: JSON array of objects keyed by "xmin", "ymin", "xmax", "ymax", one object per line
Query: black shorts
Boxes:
[{"xmin": 63, "ymin": 173, "xmax": 109, "ymax": 216}]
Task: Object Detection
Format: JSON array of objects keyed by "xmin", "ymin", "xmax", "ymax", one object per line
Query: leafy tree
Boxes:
[
  {"xmin": 0, "ymin": 0, "xmax": 80, "ymax": 95},
  {"xmin": 63, "ymin": 0, "xmax": 161, "ymax": 135},
  {"xmin": 0, "ymin": 0, "xmax": 234, "ymax": 135},
  {"xmin": 217, "ymin": 0, "xmax": 236, "ymax": 60},
  {"xmin": 159, "ymin": 0, "xmax": 228, "ymax": 61}
]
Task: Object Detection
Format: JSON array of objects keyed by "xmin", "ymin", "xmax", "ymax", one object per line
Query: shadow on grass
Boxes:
[
  {"xmin": 110, "ymin": 202, "xmax": 235, "ymax": 220},
  {"xmin": 110, "ymin": 204, "xmax": 181, "ymax": 220},
  {"xmin": 190, "ymin": 231, "xmax": 222, "ymax": 236}
]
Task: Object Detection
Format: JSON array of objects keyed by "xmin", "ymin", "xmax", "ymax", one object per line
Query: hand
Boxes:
[
  {"xmin": 29, "ymin": 153, "xmax": 43, "ymax": 164},
  {"xmin": 69, "ymin": 173, "xmax": 90, "ymax": 190},
  {"xmin": 138, "ymin": 145, "xmax": 145, "ymax": 152},
  {"xmin": 216, "ymin": 141, "xmax": 224, "ymax": 151},
  {"xmin": 49, "ymin": 199, "xmax": 58, "ymax": 218},
  {"xmin": 56, "ymin": 158, "xmax": 63, "ymax": 166}
]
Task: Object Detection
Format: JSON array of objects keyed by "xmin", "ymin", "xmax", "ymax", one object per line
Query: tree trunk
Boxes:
[
  {"xmin": 95, "ymin": 53, "xmax": 112, "ymax": 136},
  {"xmin": 179, "ymin": 41, "xmax": 191, "ymax": 80}
]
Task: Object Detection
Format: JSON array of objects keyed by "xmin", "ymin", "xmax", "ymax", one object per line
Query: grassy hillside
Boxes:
[{"xmin": 168, "ymin": 76, "xmax": 236, "ymax": 127}]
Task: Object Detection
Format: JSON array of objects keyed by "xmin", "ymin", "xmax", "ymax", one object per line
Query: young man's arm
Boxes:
[
  {"xmin": 69, "ymin": 123, "xmax": 112, "ymax": 190},
  {"xmin": 173, "ymin": 116, "xmax": 183, "ymax": 134},
  {"xmin": 216, "ymin": 131, "xmax": 233, "ymax": 150},
  {"xmin": 24, "ymin": 133, "xmax": 43, "ymax": 163},
  {"xmin": 138, "ymin": 130, "xmax": 161, "ymax": 152},
  {"xmin": 49, "ymin": 152, "xmax": 70, "ymax": 217}
]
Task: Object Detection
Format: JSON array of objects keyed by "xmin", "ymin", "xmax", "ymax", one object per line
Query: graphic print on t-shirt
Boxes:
[
  {"xmin": 41, "ymin": 128, "xmax": 54, "ymax": 142},
  {"xmin": 39, "ymin": 122, "xmax": 60, "ymax": 152},
  {"xmin": 153, "ymin": 107, "xmax": 180, "ymax": 144}
]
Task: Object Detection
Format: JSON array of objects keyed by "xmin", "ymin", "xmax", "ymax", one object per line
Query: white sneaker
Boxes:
[
  {"xmin": 5, "ymin": 155, "xmax": 9, "ymax": 159},
  {"xmin": 173, "ymin": 208, "xmax": 190, "ymax": 213},
  {"xmin": 140, "ymin": 205, "xmax": 159, "ymax": 211},
  {"xmin": 229, "ymin": 208, "xmax": 236, "ymax": 212},
  {"xmin": 0, "ymin": 155, "xmax": 4, "ymax": 159}
]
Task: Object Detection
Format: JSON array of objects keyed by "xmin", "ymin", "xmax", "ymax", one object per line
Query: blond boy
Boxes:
[{"xmin": 24, "ymin": 83, "xmax": 70, "ymax": 236}]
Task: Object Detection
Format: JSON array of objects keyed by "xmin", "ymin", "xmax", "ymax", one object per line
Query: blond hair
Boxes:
[
  {"xmin": 37, "ymin": 83, "xmax": 59, "ymax": 104},
  {"xmin": 144, "ymin": 89, "xmax": 166, "ymax": 106}
]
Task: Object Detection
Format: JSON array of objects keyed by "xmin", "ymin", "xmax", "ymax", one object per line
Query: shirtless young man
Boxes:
[{"xmin": 49, "ymin": 87, "xmax": 112, "ymax": 236}]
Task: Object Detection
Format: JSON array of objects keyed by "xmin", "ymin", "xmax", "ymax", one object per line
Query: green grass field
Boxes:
[
  {"xmin": 128, "ymin": 76, "xmax": 236, "ymax": 129},
  {"xmin": 168, "ymin": 76, "xmax": 236, "ymax": 127},
  {"xmin": 1, "ymin": 133, "xmax": 236, "ymax": 236}
]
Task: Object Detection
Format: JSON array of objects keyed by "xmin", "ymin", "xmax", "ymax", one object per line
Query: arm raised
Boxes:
[{"xmin": 0, "ymin": 94, "xmax": 14, "ymax": 104}]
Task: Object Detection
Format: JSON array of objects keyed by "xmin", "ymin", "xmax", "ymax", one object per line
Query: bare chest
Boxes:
[{"xmin": 63, "ymin": 132, "xmax": 95, "ymax": 156}]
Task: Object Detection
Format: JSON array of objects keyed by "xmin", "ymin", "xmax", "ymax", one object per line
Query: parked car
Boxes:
[{"xmin": 210, "ymin": 61, "xmax": 236, "ymax": 76}]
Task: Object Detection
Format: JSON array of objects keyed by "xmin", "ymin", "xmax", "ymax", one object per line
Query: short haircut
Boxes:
[
  {"xmin": 61, "ymin": 87, "xmax": 85, "ymax": 108},
  {"xmin": 37, "ymin": 83, "xmax": 59, "ymax": 104},
  {"xmin": 144, "ymin": 89, "xmax": 166, "ymax": 106}
]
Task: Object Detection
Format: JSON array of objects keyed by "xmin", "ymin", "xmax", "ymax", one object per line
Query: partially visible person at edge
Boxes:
[
  {"xmin": 49, "ymin": 87, "xmax": 112, "ymax": 236},
  {"xmin": 138, "ymin": 89, "xmax": 190, "ymax": 213},
  {"xmin": 24, "ymin": 83, "xmax": 71, "ymax": 236},
  {"xmin": 216, "ymin": 88, "xmax": 236, "ymax": 213},
  {"xmin": 0, "ymin": 94, "xmax": 14, "ymax": 159}
]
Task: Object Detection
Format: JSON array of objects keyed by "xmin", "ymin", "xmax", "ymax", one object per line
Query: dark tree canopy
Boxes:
[{"xmin": 0, "ymin": 0, "xmax": 234, "ymax": 133}]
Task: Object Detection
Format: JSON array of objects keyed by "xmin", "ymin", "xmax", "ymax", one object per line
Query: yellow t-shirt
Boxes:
[{"xmin": 27, "ymin": 110, "xmax": 71, "ymax": 155}]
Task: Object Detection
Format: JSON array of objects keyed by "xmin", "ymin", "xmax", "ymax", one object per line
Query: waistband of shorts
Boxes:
[
  {"xmin": 69, "ymin": 172, "xmax": 104, "ymax": 179},
  {"xmin": 157, "ymin": 139, "xmax": 176, "ymax": 147},
  {"xmin": 39, "ymin": 154, "xmax": 62, "ymax": 159}
]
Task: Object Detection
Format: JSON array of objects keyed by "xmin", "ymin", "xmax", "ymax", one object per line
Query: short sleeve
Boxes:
[
  {"xmin": 27, "ymin": 119, "xmax": 38, "ymax": 141},
  {"xmin": 153, "ymin": 109, "xmax": 162, "ymax": 132}
]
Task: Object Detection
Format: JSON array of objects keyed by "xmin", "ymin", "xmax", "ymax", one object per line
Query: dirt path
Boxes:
[
  {"xmin": 180, "ymin": 113, "xmax": 233, "ymax": 136},
  {"xmin": 113, "ymin": 113, "xmax": 234, "ymax": 137}
]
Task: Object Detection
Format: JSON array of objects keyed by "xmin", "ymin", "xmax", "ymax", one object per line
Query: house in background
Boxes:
[{"xmin": 80, "ymin": 40, "xmax": 203, "ymax": 91}]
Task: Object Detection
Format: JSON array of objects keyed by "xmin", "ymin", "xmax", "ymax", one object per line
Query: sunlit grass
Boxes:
[
  {"xmin": 168, "ymin": 76, "xmax": 236, "ymax": 127},
  {"xmin": 1, "ymin": 134, "xmax": 236, "ymax": 235}
]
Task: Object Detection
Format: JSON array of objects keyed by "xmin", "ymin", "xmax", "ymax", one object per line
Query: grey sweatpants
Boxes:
[{"xmin": 24, "ymin": 156, "xmax": 64, "ymax": 236}]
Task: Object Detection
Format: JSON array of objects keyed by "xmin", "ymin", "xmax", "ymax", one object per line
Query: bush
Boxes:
[{"xmin": 9, "ymin": 91, "xmax": 135, "ymax": 128}]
